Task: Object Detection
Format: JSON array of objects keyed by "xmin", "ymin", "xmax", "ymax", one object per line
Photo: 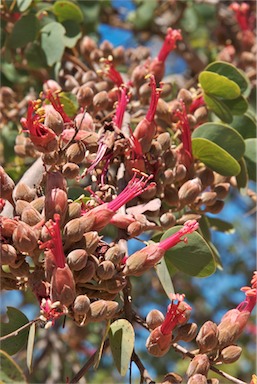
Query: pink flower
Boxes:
[
  {"xmin": 133, "ymin": 75, "xmax": 162, "ymax": 153},
  {"xmin": 101, "ymin": 57, "xmax": 124, "ymax": 87},
  {"xmin": 124, "ymin": 220, "xmax": 199, "ymax": 276}
]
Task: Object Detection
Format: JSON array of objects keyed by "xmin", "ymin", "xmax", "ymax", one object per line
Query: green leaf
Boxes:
[
  {"xmin": 199, "ymin": 71, "xmax": 241, "ymax": 100},
  {"xmin": 199, "ymin": 215, "xmax": 211, "ymax": 242},
  {"xmin": 192, "ymin": 137, "xmax": 241, "ymax": 176},
  {"xmin": 207, "ymin": 241, "xmax": 223, "ymax": 270},
  {"xmin": 0, "ymin": 307, "xmax": 29, "ymax": 355},
  {"xmin": 236, "ymin": 157, "xmax": 248, "ymax": 192},
  {"xmin": 205, "ymin": 61, "xmax": 249, "ymax": 94},
  {"xmin": 63, "ymin": 20, "xmax": 82, "ymax": 48},
  {"xmin": 17, "ymin": 0, "xmax": 33, "ymax": 12},
  {"xmin": 222, "ymin": 95, "xmax": 248, "ymax": 116},
  {"xmin": 25, "ymin": 41, "xmax": 47, "ymax": 69},
  {"xmin": 231, "ymin": 114, "xmax": 256, "ymax": 139},
  {"xmin": 192, "ymin": 122, "xmax": 245, "ymax": 160},
  {"xmin": 109, "ymin": 319, "xmax": 135, "ymax": 376},
  {"xmin": 127, "ymin": 0, "xmax": 157, "ymax": 30},
  {"xmin": 26, "ymin": 323, "xmax": 36, "ymax": 374},
  {"xmin": 52, "ymin": 0, "xmax": 83, "ymax": 22},
  {"xmin": 244, "ymin": 138, "xmax": 257, "ymax": 181},
  {"xmin": 9, "ymin": 14, "xmax": 39, "ymax": 49},
  {"xmin": 0, "ymin": 350, "xmax": 28, "ymax": 384},
  {"xmin": 203, "ymin": 94, "xmax": 233, "ymax": 123},
  {"xmin": 59, "ymin": 91, "xmax": 78, "ymax": 117},
  {"xmin": 161, "ymin": 227, "xmax": 216, "ymax": 277},
  {"xmin": 207, "ymin": 217, "xmax": 235, "ymax": 234},
  {"xmin": 155, "ymin": 258, "xmax": 175, "ymax": 299},
  {"xmin": 41, "ymin": 22, "xmax": 66, "ymax": 66}
]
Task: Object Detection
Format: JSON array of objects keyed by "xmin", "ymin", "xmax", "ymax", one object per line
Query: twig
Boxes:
[
  {"xmin": 132, "ymin": 351, "xmax": 155, "ymax": 384},
  {"xmin": 63, "ymin": 52, "xmax": 90, "ymax": 73},
  {"xmin": 69, "ymin": 339, "xmax": 109, "ymax": 384},
  {"xmin": 172, "ymin": 343, "xmax": 247, "ymax": 384},
  {"xmin": 0, "ymin": 318, "xmax": 41, "ymax": 341}
]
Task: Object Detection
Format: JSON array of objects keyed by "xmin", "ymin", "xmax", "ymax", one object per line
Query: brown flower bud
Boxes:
[
  {"xmin": 63, "ymin": 215, "xmax": 95, "ymax": 247},
  {"xmin": 98, "ymin": 275, "xmax": 127, "ymax": 293},
  {"xmin": 196, "ymin": 167, "xmax": 214, "ymax": 188},
  {"xmin": 194, "ymin": 106, "xmax": 208, "ymax": 124},
  {"xmin": 74, "ymin": 112, "xmax": 94, "ymax": 131},
  {"xmin": 0, "ymin": 244, "xmax": 17, "ymax": 266},
  {"xmin": 93, "ymin": 91, "xmax": 109, "ymax": 111},
  {"xmin": 207, "ymin": 200, "xmax": 224, "ymax": 214},
  {"xmin": 178, "ymin": 178, "xmax": 202, "ymax": 206},
  {"xmin": 77, "ymin": 85, "xmax": 94, "ymax": 108},
  {"xmin": 150, "ymin": 141, "xmax": 162, "ymax": 157},
  {"xmin": 88, "ymin": 300, "xmax": 108, "ymax": 322},
  {"xmin": 96, "ymin": 260, "xmax": 115, "ymax": 280},
  {"xmin": 113, "ymin": 45, "xmax": 125, "ymax": 64},
  {"xmin": 21, "ymin": 206, "xmax": 42, "ymax": 226},
  {"xmin": 62, "ymin": 163, "xmax": 80, "ymax": 179},
  {"xmin": 73, "ymin": 294, "xmax": 90, "ymax": 315},
  {"xmin": 1, "ymin": 217, "xmax": 18, "ymax": 238},
  {"xmin": 187, "ymin": 374, "xmax": 207, "ymax": 384},
  {"xmin": 95, "ymin": 81, "xmax": 110, "ymax": 93},
  {"xmin": 79, "ymin": 231, "xmax": 100, "ymax": 254},
  {"xmin": 177, "ymin": 88, "xmax": 193, "ymax": 107},
  {"xmin": 15, "ymin": 199, "xmax": 30, "ymax": 215},
  {"xmin": 174, "ymin": 164, "xmax": 187, "ymax": 181},
  {"xmin": 146, "ymin": 309, "xmax": 165, "ymax": 330},
  {"xmin": 45, "ymin": 188, "xmax": 68, "ymax": 222},
  {"xmin": 51, "ymin": 264, "xmax": 76, "ymax": 307},
  {"xmin": 186, "ymin": 354, "xmax": 210, "ymax": 378},
  {"xmin": 213, "ymin": 183, "xmax": 230, "ymax": 199},
  {"xmin": 162, "ymin": 168, "xmax": 175, "ymax": 185},
  {"xmin": 219, "ymin": 345, "xmax": 242, "ymax": 364},
  {"xmin": 160, "ymin": 213, "xmax": 176, "ymax": 229},
  {"xmin": 13, "ymin": 183, "xmax": 36, "ymax": 202},
  {"xmin": 176, "ymin": 322, "xmax": 198, "ymax": 342},
  {"xmin": 156, "ymin": 99, "xmax": 171, "ymax": 124},
  {"xmin": 64, "ymin": 74, "xmax": 79, "ymax": 91},
  {"xmin": 65, "ymin": 202, "xmax": 81, "ymax": 223},
  {"xmin": 80, "ymin": 37, "xmax": 97, "ymax": 58},
  {"xmin": 42, "ymin": 151, "xmax": 59, "ymax": 166},
  {"xmin": 164, "ymin": 187, "xmax": 179, "ymax": 206},
  {"xmin": 67, "ymin": 249, "xmax": 88, "ymax": 271},
  {"xmin": 196, "ymin": 192, "xmax": 217, "ymax": 207},
  {"xmin": 196, "ymin": 321, "xmax": 219, "ymax": 353},
  {"xmin": 161, "ymin": 372, "xmax": 183, "ymax": 384},
  {"xmin": 43, "ymin": 79, "xmax": 61, "ymax": 92},
  {"xmin": 105, "ymin": 301, "xmax": 119, "ymax": 319},
  {"xmin": 207, "ymin": 379, "xmax": 219, "ymax": 384},
  {"xmin": 157, "ymin": 132, "xmax": 171, "ymax": 151},
  {"xmin": 164, "ymin": 150, "xmax": 177, "ymax": 168},
  {"xmin": 0, "ymin": 166, "xmax": 15, "ymax": 201},
  {"xmin": 44, "ymin": 106, "xmax": 64, "ymax": 135},
  {"xmin": 217, "ymin": 319, "xmax": 241, "ymax": 348},
  {"xmin": 13, "ymin": 222, "xmax": 39, "ymax": 253},
  {"xmin": 100, "ymin": 40, "xmax": 113, "ymax": 56},
  {"xmin": 127, "ymin": 221, "xmax": 143, "ymax": 237},
  {"xmin": 9, "ymin": 260, "xmax": 30, "ymax": 277},
  {"xmin": 176, "ymin": 214, "xmax": 202, "ymax": 225},
  {"xmin": 66, "ymin": 142, "xmax": 85, "ymax": 164},
  {"xmin": 30, "ymin": 196, "xmax": 45, "ymax": 212},
  {"xmin": 105, "ymin": 245, "xmax": 125, "ymax": 265},
  {"xmin": 74, "ymin": 259, "xmax": 96, "ymax": 283}
]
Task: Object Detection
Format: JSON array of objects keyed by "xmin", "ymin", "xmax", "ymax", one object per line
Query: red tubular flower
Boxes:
[
  {"xmin": 175, "ymin": 101, "xmax": 193, "ymax": 169},
  {"xmin": 146, "ymin": 294, "xmax": 191, "ymax": 356},
  {"xmin": 124, "ymin": 220, "xmax": 199, "ymax": 276},
  {"xmin": 149, "ymin": 28, "xmax": 182, "ymax": 83},
  {"xmin": 189, "ymin": 95, "xmax": 205, "ymax": 114},
  {"xmin": 101, "ymin": 56, "xmax": 124, "ymax": 87},
  {"xmin": 229, "ymin": 2, "xmax": 250, "ymax": 31},
  {"xmin": 21, "ymin": 101, "xmax": 57, "ymax": 153},
  {"xmin": 133, "ymin": 75, "xmax": 162, "ymax": 153},
  {"xmin": 113, "ymin": 86, "xmax": 130, "ymax": 130},
  {"xmin": 45, "ymin": 90, "xmax": 73, "ymax": 124},
  {"xmin": 81, "ymin": 171, "xmax": 155, "ymax": 232}
]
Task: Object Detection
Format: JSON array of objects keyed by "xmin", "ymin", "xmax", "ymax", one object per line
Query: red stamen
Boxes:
[
  {"xmin": 230, "ymin": 2, "xmax": 250, "ymax": 31},
  {"xmin": 102, "ymin": 57, "xmax": 123, "ymax": 87},
  {"xmin": 40, "ymin": 214, "xmax": 65, "ymax": 268},
  {"xmin": 159, "ymin": 220, "xmax": 198, "ymax": 251},
  {"xmin": 161, "ymin": 296, "xmax": 191, "ymax": 335},
  {"xmin": 45, "ymin": 91, "xmax": 72, "ymax": 123},
  {"xmin": 157, "ymin": 28, "xmax": 182, "ymax": 63},
  {"xmin": 113, "ymin": 86, "xmax": 130, "ymax": 130},
  {"xmin": 146, "ymin": 75, "xmax": 162, "ymax": 122},
  {"xmin": 175, "ymin": 100, "xmax": 193, "ymax": 166}
]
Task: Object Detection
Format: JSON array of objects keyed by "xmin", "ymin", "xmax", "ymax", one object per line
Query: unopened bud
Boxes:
[
  {"xmin": 164, "ymin": 150, "xmax": 177, "ymax": 168},
  {"xmin": 196, "ymin": 192, "xmax": 217, "ymax": 207},
  {"xmin": 177, "ymin": 89, "xmax": 193, "ymax": 107},
  {"xmin": 157, "ymin": 132, "xmax": 171, "ymax": 151},
  {"xmin": 13, "ymin": 183, "xmax": 36, "ymax": 202},
  {"xmin": 146, "ymin": 309, "xmax": 165, "ymax": 330},
  {"xmin": 150, "ymin": 141, "xmax": 162, "ymax": 157},
  {"xmin": 65, "ymin": 202, "xmax": 81, "ymax": 222},
  {"xmin": 96, "ymin": 260, "xmax": 115, "ymax": 280},
  {"xmin": 164, "ymin": 187, "xmax": 179, "ymax": 206},
  {"xmin": 43, "ymin": 79, "xmax": 61, "ymax": 92},
  {"xmin": 156, "ymin": 99, "xmax": 171, "ymax": 124},
  {"xmin": 160, "ymin": 213, "xmax": 176, "ymax": 229},
  {"xmin": 213, "ymin": 183, "xmax": 230, "ymax": 199},
  {"xmin": 44, "ymin": 106, "xmax": 64, "ymax": 135},
  {"xmin": 0, "ymin": 244, "xmax": 17, "ymax": 266},
  {"xmin": 64, "ymin": 216, "xmax": 95, "ymax": 246},
  {"xmin": 74, "ymin": 259, "xmax": 96, "ymax": 283},
  {"xmin": 207, "ymin": 200, "xmax": 224, "ymax": 214},
  {"xmin": 21, "ymin": 206, "xmax": 42, "ymax": 226},
  {"xmin": 1, "ymin": 217, "xmax": 18, "ymax": 238},
  {"xmin": 73, "ymin": 294, "xmax": 90, "ymax": 315},
  {"xmin": 9, "ymin": 260, "xmax": 30, "ymax": 277},
  {"xmin": 105, "ymin": 245, "xmax": 125, "ymax": 265},
  {"xmin": 174, "ymin": 164, "xmax": 187, "ymax": 181},
  {"xmin": 88, "ymin": 300, "xmax": 108, "ymax": 322},
  {"xmin": 196, "ymin": 167, "xmax": 214, "ymax": 187},
  {"xmin": 176, "ymin": 322, "xmax": 198, "ymax": 342},
  {"xmin": 162, "ymin": 169, "xmax": 175, "ymax": 185},
  {"xmin": 186, "ymin": 354, "xmax": 210, "ymax": 378},
  {"xmin": 15, "ymin": 199, "xmax": 30, "ymax": 215},
  {"xmin": 51, "ymin": 265, "xmax": 76, "ymax": 307},
  {"xmin": 98, "ymin": 275, "xmax": 127, "ymax": 293},
  {"xmin": 105, "ymin": 301, "xmax": 119, "ymax": 319},
  {"xmin": 178, "ymin": 178, "xmax": 202, "ymax": 206},
  {"xmin": 194, "ymin": 106, "xmax": 208, "ymax": 123},
  {"xmin": 80, "ymin": 36, "xmax": 97, "ymax": 58},
  {"xmin": 82, "ymin": 231, "xmax": 100, "ymax": 253},
  {"xmin": 187, "ymin": 374, "xmax": 207, "ymax": 384},
  {"xmin": 13, "ymin": 222, "xmax": 39, "ymax": 253},
  {"xmin": 196, "ymin": 321, "xmax": 219, "ymax": 353},
  {"xmin": 77, "ymin": 86, "xmax": 94, "ymax": 108},
  {"xmin": 66, "ymin": 142, "xmax": 85, "ymax": 164},
  {"xmin": 74, "ymin": 111, "xmax": 94, "ymax": 131},
  {"xmin": 161, "ymin": 372, "xmax": 183, "ymax": 384},
  {"xmin": 93, "ymin": 91, "xmax": 109, "ymax": 111},
  {"xmin": 62, "ymin": 162, "xmax": 80, "ymax": 179},
  {"xmin": 31, "ymin": 196, "xmax": 45, "ymax": 212},
  {"xmin": 127, "ymin": 221, "xmax": 143, "ymax": 237},
  {"xmin": 67, "ymin": 249, "xmax": 88, "ymax": 271},
  {"xmin": 0, "ymin": 166, "xmax": 15, "ymax": 201},
  {"xmin": 219, "ymin": 345, "xmax": 242, "ymax": 364}
]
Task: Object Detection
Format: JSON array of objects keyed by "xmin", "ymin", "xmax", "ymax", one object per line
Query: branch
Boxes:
[
  {"xmin": 132, "ymin": 351, "xmax": 155, "ymax": 384},
  {"xmin": 63, "ymin": 52, "xmax": 91, "ymax": 73},
  {"xmin": 0, "ymin": 318, "xmax": 41, "ymax": 341}
]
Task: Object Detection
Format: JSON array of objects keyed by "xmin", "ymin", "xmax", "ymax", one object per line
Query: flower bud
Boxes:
[
  {"xmin": 160, "ymin": 212, "xmax": 176, "ymax": 229},
  {"xmin": 194, "ymin": 106, "xmax": 208, "ymax": 124},
  {"xmin": 77, "ymin": 85, "xmax": 94, "ymax": 108},
  {"xmin": 80, "ymin": 37, "xmax": 97, "ymax": 58},
  {"xmin": 156, "ymin": 99, "xmax": 171, "ymax": 123},
  {"xmin": 9, "ymin": 260, "xmax": 30, "ymax": 277},
  {"xmin": 0, "ymin": 244, "xmax": 17, "ymax": 266},
  {"xmin": 65, "ymin": 202, "xmax": 82, "ymax": 221},
  {"xmin": 45, "ymin": 188, "xmax": 68, "ymax": 222},
  {"xmin": 62, "ymin": 162, "xmax": 80, "ymax": 179},
  {"xmin": 0, "ymin": 166, "xmax": 15, "ymax": 201},
  {"xmin": 1, "ymin": 217, "xmax": 18, "ymax": 238},
  {"xmin": 93, "ymin": 91, "xmax": 109, "ymax": 111},
  {"xmin": 213, "ymin": 183, "xmax": 230, "ymax": 199},
  {"xmin": 161, "ymin": 372, "xmax": 183, "ymax": 384},
  {"xmin": 21, "ymin": 206, "xmax": 42, "ymax": 226},
  {"xmin": 176, "ymin": 322, "xmax": 198, "ymax": 342},
  {"xmin": 73, "ymin": 295, "xmax": 90, "ymax": 315},
  {"xmin": 88, "ymin": 300, "xmax": 108, "ymax": 322},
  {"xmin": 146, "ymin": 327, "xmax": 171, "ymax": 357},
  {"xmin": 15, "ymin": 199, "xmax": 30, "ymax": 215},
  {"xmin": 13, "ymin": 183, "xmax": 36, "ymax": 202},
  {"xmin": 67, "ymin": 249, "xmax": 88, "ymax": 271},
  {"xmin": 164, "ymin": 187, "xmax": 179, "ymax": 206},
  {"xmin": 98, "ymin": 275, "xmax": 127, "ymax": 293},
  {"xmin": 105, "ymin": 245, "xmax": 125, "ymax": 265},
  {"xmin": 187, "ymin": 374, "xmax": 207, "ymax": 384},
  {"xmin": 96, "ymin": 260, "xmax": 115, "ymax": 280},
  {"xmin": 196, "ymin": 321, "xmax": 219, "ymax": 353},
  {"xmin": 42, "ymin": 151, "xmax": 59, "ymax": 166},
  {"xmin": 157, "ymin": 132, "xmax": 171, "ymax": 151},
  {"xmin": 174, "ymin": 164, "xmax": 187, "ymax": 181},
  {"xmin": 207, "ymin": 200, "xmax": 224, "ymax": 214},
  {"xmin": 66, "ymin": 142, "xmax": 85, "ymax": 164},
  {"xmin": 74, "ymin": 259, "xmax": 96, "ymax": 283},
  {"xmin": 43, "ymin": 79, "xmax": 61, "ymax": 92},
  {"xmin": 196, "ymin": 167, "xmax": 214, "ymax": 188},
  {"xmin": 186, "ymin": 354, "xmax": 210, "ymax": 378},
  {"xmin": 74, "ymin": 111, "xmax": 94, "ymax": 131},
  {"xmin": 13, "ymin": 222, "xmax": 39, "ymax": 253},
  {"xmin": 197, "ymin": 192, "xmax": 217, "ymax": 207},
  {"xmin": 51, "ymin": 264, "xmax": 76, "ymax": 307},
  {"xmin": 127, "ymin": 221, "xmax": 144, "ymax": 237},
  {"xmin": 31, "ymin": 196, "xmax": 45, "ymax": 212},
  {"xmin": 63, "ymin": 215, "xmax": 95, "ymax": 247},
  {"xmin": 178, "ymin": 178, "xmax": 202, "ymax": 206},
  {"xmin": 146, "ymin": 309, "xmax": 165, "ymax": 330},
  {"xmin": 105, "ymin": 300, "xmax": 119, "ymax": 319},
  {"xmin": 44, "ymin": 106, "xmax": 64, "ymax": 135},
  {"xmin": 177, "ymin": 88, "xmax": 193, "ymax": 106},
  {"xmin": 219, "ymin": 345, "xmax": 242, "ymax": 364}
]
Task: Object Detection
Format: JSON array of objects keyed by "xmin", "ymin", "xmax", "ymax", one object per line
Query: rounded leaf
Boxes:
[
  {"xmin": 9, "ymin": 14, "xmax": 39, "ymax": 49},
  {"xmin": 155, "ymin": 257, "xmax": 175, "ymax": 299},
  {"xmin": 222, "ymin": 95, "xmax": 248, "ymax": 116},
  {"xmin": 192, "ymin": 137, "xmax": 241, "ymax": 176},
  {"xmin": 0, "ymin": 350, "xmax": 28, "ymax": 384},
  {"xmin": 63, "ymin": 20, "xmax": 82, "ymax": 48},
  {"xmin": 205, "ymin": 61, "xmax": 249, "ymax": 93},
  {"xmin": 17, "ymin": 0, "xmax": 33, "ymax": 12},
  {"xmin": 41, "ymin": 22, "xmax": 66, "ymax": 66},
  {"xmin": 199, "ymin": 71, "xmax": 241, "ymax": 100},
  {"xmin": 244, "ymin": 138, "xmax": 257, "ymax": 181},
  {"xmin": 192, "ymin": 122, "xmax": 245, "ymax": 160},
  {"xmin": 231, "ymin": 114, "xmax": 256, "ymax": 139},
  {"xmin": 203, "ymin": 94, "xmax": 233, "ymax": 123},
  {"xmin": 52, "ymin": 0, "xmax": 83, "ymax": 23},
  {"xmin": 236, "ymin": 157, "xmax": 248, "ymax": 192},
  {"xmin": 109, "ymin": 319, "xmax": 135, "ymax": 376},
  {"xmin": 161, "ymin": 226, "xmax": 216, "ymax": 277}
]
